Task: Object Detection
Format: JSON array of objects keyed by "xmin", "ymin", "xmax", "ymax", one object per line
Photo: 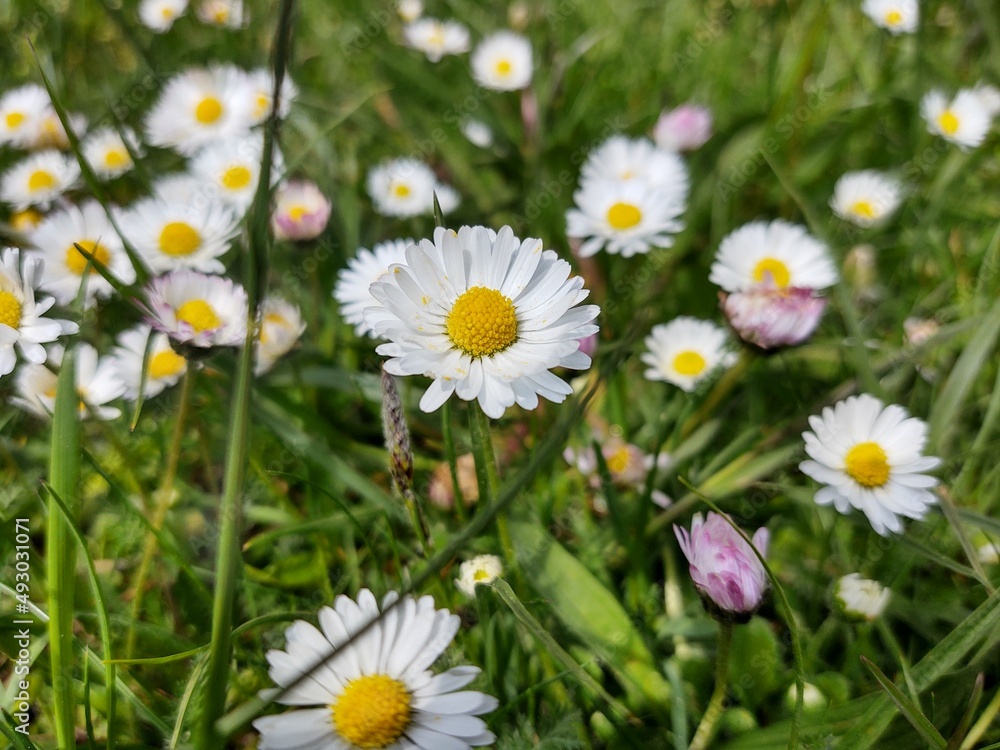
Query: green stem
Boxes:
[
  {"xmin": 689, "ymin": 621, "xmax": 734, "ymax": 750},
  {"xmin": 468, "ymin": 403, "xmax": 513, "ymax": 562},
  {"xmin": 442, "ymin": 399, "xmax": 466, "ymax": 522}
]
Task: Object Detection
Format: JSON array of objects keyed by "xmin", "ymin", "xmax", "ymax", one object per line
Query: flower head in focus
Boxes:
[
  {"xmin": 144, "ymin": 270, "xmax": 248, "ymax": 348},
  {"xmin": 641, "ymin": 316, "xmax": 736, "ymax": 391}
]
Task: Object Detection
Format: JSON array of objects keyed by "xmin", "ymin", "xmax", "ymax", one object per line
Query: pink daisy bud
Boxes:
[
  {"xmin": 653, "ymin": 103, "xmax": 713, "ymax": 152},
  {"xmin": 674, "ymin": 511, "xmax": 769, "ymax": 622},
  {"xmin": 271, "ymin": 180, "xmax": 331, "ymax": 241},
  {"xmin": 721, "ymin": 287, "xmax": 827, "ymax": 350}
]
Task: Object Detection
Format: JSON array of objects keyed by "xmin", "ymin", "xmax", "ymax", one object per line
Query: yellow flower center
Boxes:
[
  {"xmin": 259, "ymin": 312, "xmax": 288, "ymax": 345},
  {"xmin": 28, "ymin": 169, "xmax": 57, "ymax": 193},
  {"xmin": 844, "ymin": 441, "xmax": 891, "ymax": 488},
  {"xmin": 195, "ymin": 96, "xmax": 224, "ymax": 124},
  {"xmin": 473, "ymin": 568, "xmax": 492, "ymax": 582},
  {"xmin": 104, "ymin": 148, "xmax": 130, "ymax": 169},
  {"xmin": 65, "ymin": 240, "xmax": 111, "ymax": 276},
  {"xmin": 287, "ymin": 204, "xmax": 308, "ymax": 221},
  {"xmin": 254, "ymin": 93, "xmax": 270, "ymax": 119},
  {"xmin": 221, "ymin": 165, "xmax": 252, "ymax": 190},
  {"xmin": 149, "ymin": 348, "xmax": 186, "ymax": 379},
  {"xmin": 446, "ymin": 286, "xmax": 518, "ymax": 358},
  {"xmin": 606, "ymin": 445, "xmax": 632, "ymax": 474},
  {"xmin": 850, "ymin": 200, "xmax": 876, "ymax": 219},
  {"xmin": 176, "ymin": 299, "xmax": 221, "ymax": 333},
  {"xmin": 332, "ymin": 674, "xmax": 412, "ymax": 749},
  {"xmin": 495, "ymin": 59, "xmax": 513, "ymax": 76},
  {"xmin": 0, "ymin": 290, "xmax": 22, "ymax": 329},
  {"xmin": 606, "ymin": 202, "xmax": 642, "ymax": 230},
  {"xmin": 937, "ymin": 110, "xmax": 960, "ymax": 136},
  {"xmin": 5, "ymin": 112, "xmax": 25, "ymax": 129},
  {"xmin": 752, "ymin": 257, "xmax": 791, "ymax": 288},
  {"xmin": 672, "ymin": 350, "xmax": 706, "ymax": 377},
  {"xmin": 11, "ymin": 209, "xmax": 43, "ymax": 231},
  {"xmin": 213, "ymin": 7, "xmax": 230, "ymax": 23},
  {"xmin": 392, "ymin": 182, "xmax": 411, "ymax": 198},
  {"xmin": 162, "ymin": 6, "xmax": 175, "ymax": 19},
  {"xmin": 158, "ymin": 221, "xmax": 202, "ymax": 256},
  {"xmin": 884, "ymin": 9, "xmax": 903, "ymax": 25}
]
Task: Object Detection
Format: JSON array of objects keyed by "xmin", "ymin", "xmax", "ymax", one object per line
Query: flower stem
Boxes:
[
  {"xmin": 468, "ymin": 404, "xmax": 513, "ymax": 563},
  {"xmin": 690, "ymin": 620, "xmax": 734, "ymax": 750}
]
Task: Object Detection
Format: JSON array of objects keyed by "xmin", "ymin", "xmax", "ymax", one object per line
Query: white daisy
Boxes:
[
  {"xmin": 28, "ymin": 110, "xmax": 88, "ymax": 151},
  {"xmin": 566, "ymin": 177, "xmax": 687, "ymax": 258},
  {"xmin": 255, "ymin": 296, "xmax": 306, "ymax": 375},
  {"xmin": 82, "ymin": 126, "xmax": 142, "ymax": 180},
  {"xmin": 835, "ymin": 573, "xmax": 891, "ymax": 621},
  {"xmin": 190, "ymin": 135, "xmax": 284, "ymax": 214},
  {"xmin": 0, "ymin": 85, "xmax": 51, "ymax": 148},
  {"xmin": 455, "ymin": 555, "xmax": 503, "ymax": 598},
  {"xmin": 404, "ymin": 18, "xmax": 471, "ymax": 63},
  {"xmin": 109, "ymin": 324, "xmax": 187, "ymax": 401},
  {"xmin": 12, "ymin": 343, "xmax": 125, "ymax": 420},
  {"xmin": 144, "ymin": 269, "xmax": 248, "ymax": 347},
  {"xmin": 460, "ymin": 119, "xmax": 493, "ymax": 149},
  {"xmin": 471, "ymin": 31, "xmax": 533, "ymax": 91},
  {"xmin": 196, "ymin": 0, "xmax": 247, "ymax": 27},
  {"xmin": 334, "ymin": 238, "xmax": 413, "ymax": 338},
  {"xmin": 830, "ymin": 170, "xmax": 904, "ymax": 228},
  {"xmin": 564, "ymin": 436, "xmax": 671, "ymax": 489},
  {"xmin": 580, "ymin": 135, "xmax": 691, "ymax": 195},
  {"xmin": 709, "ymin": 220, "xmax": 838, "ymax": 293},
  {"xmin": 122, "ymin": 196, "xmax": 239, "ymax": 274},
  {"xmin": 434, "ymin": 183, "xmax": 461, "ymax": 215},
  {"xmin": 860, "ymin": 0, "xmax": 918, "ymax": 34},
  {"xmin": 367, "ymin": 225, "xmax": 600, "ymax": 419},
  {"xmin": 144, "ymin": 65, "xmax": 255, "ymax": 156},
  {"xmin": 252, "ymin": 589, "xmax": 497, "ymax": 750},
  {"xmin": 138, "ymin": 0, "xmax": 189, "ymax": 32},
  {"xmin": 397, "ymin": 0, "xmax": 423, "ymax": 22},
  {"xmin": 243, "ymin": 69, "xmax": 298, "ymax": 126},
  {"xmin": 800, "ymin": 393, "xmax": 942, "ymax": 536},
  {"xmin": 366, "ymin": 158, "xmax": 438, "ymax": 218},
  {"xmin": 0, "ymin": 150, "xmax": 80, "ymax": 210},
  {"xmin": 151, "ymin": 173, "xmax": 207, "ymax": 204},
  {"xmin": 921, "ymin": 88, "xmax": 993, "ymax": 150},
  {"xmin": 271, "ymin": 180, "xmax": 332, "ymax": 241},
  {"xmin": 641, "ymin": 317, "xmax": 736, "ymax": 392},
  {"xmin": 8, "ymin": 209, "xmax": 45, "ymax": 234},
  {"xmin": 28, "ymin": 200, "xmax": 136, "ymax": 307},
  {"xmin": 0, "ymin": 248, "xmax": 78, "ymax": 378}
]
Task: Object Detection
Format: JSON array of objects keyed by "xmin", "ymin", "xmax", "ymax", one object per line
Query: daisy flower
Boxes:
[
  {"xmin": 580, "ymin": 135, "xmax": 691, "ymax": 194},
  {"xmin": 189, "ymin": 135, "xmax": 284, "ymax": 214},
  {"xmin": 110, "ymin": 324, "xmax": 187, "ymax": 401},
  {"xmin": 721, "ymin": 287, "xmax": 827, "ymax": 350},
  {"xmin": 564, "ymin": 436, "xmax": 672, "ymax": 507},
  {"xmin": 830, "ymin": 170, "xmax": 904, "ymax": 227},
  {"xmin": 653, "ymin": 104, "xmax": 713, "ymax": 152},
  {"xmin": 455, "ymin": 555, "xmax": 503, "ymax": 597},
  {"xmin": 243, "ymin": 69, "xmax": 297, "ymax": 126},
  {"xmin": 0, "ymin": 248, "xmax": 78, "ymax": 378},
  {"xmin": 921, "ymin": 88, "xmax": 993, "ymax": 150},
  {"xmin": 138, "ymin": 0, "xmax": 189, "ymax": 32},
  {"xmin": 835, "ymin": 573, "xmax": 891, "ymax": 621},
  {"xmin": 397, "ymin": 0, "xmax": 423, "ymax": 22},
  {"xmin": 566, "ymin": 177, "xmax": 687, "ymax": 258},
  {"xmin": 367, "ymin": 225, "xmax": 600, "ymax": 419},
  {"xmin": 151, "ymin": 173, "xmax": 206, "ymax": 204},
  {"xmin": 799, "ymin": 393, "xmax": 942, "ymax": 536},
  {"xmin": 252, "ymin": 589, "xmax": 497, "ymax": 750},
  {"xmin": 366, "ymin": 158, "xmax": 438, "ymax": 218},
  {"xmin": 8, "ymin": 209, "xmax": 45, "ymax": 233},
  {"xmin": 0, "ymin": 150, "xmax": 80, "ymax": 210},
  {"xmin": 28, "ymin": 110, "xmax": 87, "ymax": 151},
  {"xmin": 334, "ymin": 238, "xmax": 413, "ymax": 337},
  {"xmin": 82, "ymin": 126, "xmax": 142, "ymax": 180},
  {"xmin": 28, "ymin": 201, "xmax": 136, "ymax": 307},
  {"xmin": 12, "ymin": 343, "xmax": 125, "ymax": 420},
  {"xmin": 861, "ymin": 0, "xmax": 918, "ymax": 34},
  {"xmin": 641, "ymin": 317, "xmax": 736, "ymax": 392},
  {"xmin": 709, "ymin": 220, "xmax": 838, "ymax": 293},
  {"xmin": 196, "ymin": 0, "xmax": 247, "ymax": 27},
  {"xmin": 144, "ymin": 269, "xmax": 248, "ymax": 347},
  {"xmin": 122, "ymin": 196, "xmax": 239, "ymax": 274},
  {"xmin": 403, "ymin": 18, "xmax": 471, "ymax": 62},
  {"xmin": 471, "ymin": 31, "xmax": 533, "ymax": 91},
  {"xmin": 271, "ymin": 180, "xmax": 332, "ymax": 241},
  {"xmin": 255, "ymin": 296, "xmax": 306, "ymax": 375},
  {"xmin": 144, "ymin": 65, "xmax": 255, "ymax": 156},
  {"xmin": 0, "ymin": 84, "xmax": 51, "ymax": 148},
  {"xmin": 972, "ymin": 82, "xmax": 1000, "ymax": 118}
]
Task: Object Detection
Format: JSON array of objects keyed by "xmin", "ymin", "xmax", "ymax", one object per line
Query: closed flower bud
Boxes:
[
  {"xmin": 455, "ymin": 554, "xmax": 503, "ymax": 597},
  {"xmin": 653, "ymin": 103, "xmax": 713, "ymax": 152},
  {"xmin": 834, "ymin": 573, "xmax": 890, "ymax": 621}
]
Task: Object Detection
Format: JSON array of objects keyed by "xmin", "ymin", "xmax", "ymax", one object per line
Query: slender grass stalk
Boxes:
[
  {"xmin": 468, "ymin": 403, "xmax": 514, "ymax": 563},
  {"xmin": 689, "ymin": 621, "xmax": 733, "ymax": 750}
]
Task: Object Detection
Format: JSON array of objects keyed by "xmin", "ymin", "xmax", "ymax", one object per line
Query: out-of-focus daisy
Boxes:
[
  {"xmin": 255, "ymin": 296, "xmax": 305, "ymax": 375},
  {"xmin": 800, "ymin": 394, "xmax": 941, "ymax": 536},
  {"xmin": 831, "ymin": 171, "xmax": 903, "ymax": 227},
  {"xmin": 0, "ymin": 85, "xmax": 50, "ymax": 148},
  {"xmin": 252, "ymin": 589, "xmax": 497, "ymax": 750},
  {"xmin": 366, "ymin": 158, "xmax": 438, "ymax": 218},
  {"xmin": 641, "ymin": 317, "xmax": 735, "ymax": 392},
  {"xmin": 861, "ymin": 0, "xmax": 917, "ymax": 34},
  {"xmin": 434, "ymin": 183, "xmax": 461, "ymax": 215},
  {"xmin": 28, "ymin": 201, "xmax": 135, "ymax": 307},
  {"xmin": 28, "ymin": 111, "xmax": 87, "ymax": 151},
  {"xmin": 721, "ymin": 287, "xmax": 828, "ymax": 350},
  {"xmin": 151, "ymin": 173, "xmax": 207, "ymax": 205},
  {"xmin": 564, "ymin": 436, "xmax": 672, "ymax": 507},
  {"xmin": 461, "ymin": 119, "xmax": 494, "ymax": 149},
  {"xmin": 653, "ymin": 103, "xmax": 713, "ymax": 152},
  {"xmin": 122, "ymin": 197, "xmax": 238, "ymax": 274},
  {"xmin": 367, "ymin": 225, "xmax": 600, "ymax": 419},
  {"xmin": 196, "ymin": 0, "xmax": 247, "ymax": 27},
  {"xmin": 471, "ymin": 31, "xmax": 533, "ymax": 91},
  {"xmin": 9, "ymin": 209, "xmax": 45, "ymax": 233},
  {"xmin": 0, "ymin": 150, "xmax": 80, "ymax": 210},
  {"xmin": 403, "ymin": 18, "xmax": 470, "ymax": 63},
  {"xmin": 921, "ymin": 89, "xmax": 993, "ymax": 150},
  {"xmin": 110, "ymin": 324, "xmax": 187, "ymax": 401},
  {"xmin": 138, "ymin": 0, "xmax": 189, "ymax": 32},
  {"xmin": 144, "ymin": 66, "xmax": 254, "ymax": 155},
  {"xmin": 271, "ymin": 180, "xmax": 331, "ymax": 241},
  {"xmin": 82, "ymin": 127, "xmax": 142, "ymax": 180},
  {"xmin": 580, "ymin": 135, "xmax": 691, "ymax": 194},
  {"xmin": 190, "ymin": 135, "xmax": 283, "ymax": 214},
  {"xmin": 144, "ymin": 269, "xmax": 248, "ymax": 347},
  {"xmin": 397, "ymin": 0, "xmax": 423, "ymax": 22},
  {"xmin": 0, "ymin": 248, "xmax": 77, "ymax": 378},
  {"xmin": 972, "ymin": 82, "xmax": 1000, "ymax": 118},
  {"xmin": 13, "ymin": 344, "xmax": 125, "ymax": 420},
  {"xmin": 709, "ymin": 220, "xmax": 838, "ymax": 293},
  {"xmin": 566, "ymin": 178, "xmax": 687, "ymax": 258},
  {"xmin": 835, "ymin": 573, "xmax": 890, "ymax": 621},
  {"xmin": 334, "ymin": 238, "xmax": 412, "ymax": 337},
  {"xmin": 455, "ymin": 555, "xmax": 503, "ymax": 597},
  {"xmin": 243, "ymin": 69, "xmax": 297, "ymax": 126}
]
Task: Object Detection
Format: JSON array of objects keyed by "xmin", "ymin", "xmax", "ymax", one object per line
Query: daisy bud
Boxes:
[
  {"xmin": 653, "ymin": 103, "xmax": 713, "ymax": 152},
  {"xmin": 455, "ymin": 554, "xmax": 503, "ymax": 597},
  {"xmin": 381, "ymin": 367, "xmax": 413, "ymax": 497},
  {"xmin": 674, "ymin": 512, "xmax": 769, "ymax": 623},
  {"xmin": 721, "ymin": 287, "xmax": 827, "ymax": 350},
  {"xmin": 834, "ymin": 573, "xmax": 890, "ymax": 621},
  {"xmin": 396, "ymin": 0, "xmax": 423, "ymax": 23},
  {"xmin": 271, "ymin": 180, "xmax": 332, "ymax": 241}
]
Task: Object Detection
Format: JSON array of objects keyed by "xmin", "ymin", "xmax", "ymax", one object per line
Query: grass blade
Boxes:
[{"xmin": 860, "ymin": 656, "xmax": 947, "ymax": 748}]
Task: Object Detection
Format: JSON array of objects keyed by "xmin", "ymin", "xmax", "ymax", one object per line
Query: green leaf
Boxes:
[{"xmin": 860, "ymin": 656, "xmax": 947, "ymax": 749}]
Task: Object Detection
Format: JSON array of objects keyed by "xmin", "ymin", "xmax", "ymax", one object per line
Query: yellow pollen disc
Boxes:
[
  {"xmin": 606, "ymin": 446, "xmax": 631, "ymax": 474},
  {"xmin": 44, "ymin": 384, "xmax": 58, "ymax": 399},
  {"xmin": 844, "ymin": 441, "xmax": 891, "ymax": 488},
  {"xmin": 392, "ymin": 183, "xmax": 411, "ymax": 198},
  {"xmin": 287, "ymin": 204, "xmax": 308, "ymax": 221},
  {"xmin": 606, "ymin": 202, "xmax": 642, "ymax": 231},
  {"xmin": 149, "ymin": 348, "xmax": 186, "ymax": 379},
  {"xmin": 162, "ymin": 6, "xmax": 175, "ymax": 18},
  {"xmin": 195, "ymin": 96, "xmax": 224, "ymax": 124},
  {"xmin": 11, "ymin": 209, "xmax": 43, "ymax": 231},
  {"xmin": 752, "ymin": 257, "xmax": 791, "ymax": 288},
  {"xmin": 213, "ymin": 8, "xmax": 230, "ymax": 23},
  {"xmin": 446, "ymin": 286, "xmax": 518, "ymax": 358},
  {"xmin": 885, "ymin": 9, "xmax": 903, "ymax": 24},
  {"xmin": 851, "ymin": 200, "xmax": 876, "ymax": 219},
  {"xmin": 672, "ymin": 350, "xmax": 706, "ymax": 377},
  {"xmin": 158, "ymin": 221, "xmax": 202, "ymax": 256},
  {"xmin": 255, "ymin": 93, "xmax": 270, "ymax": 118},
  {"xmin": 937, "ymin": 110, "xmax": 959, "ymax": 136},
  {"xmin": 332, "ymin": 674, "xmax": 412, "ymax": 749},
  {"xmin": 221, "ymin": 165, "xmax": 252, "ymax": 190},
  {"xmin": 495, "ymin": 59, "xmax": 513, "ymax": 76},
  {"xmin": 259, "ymin": 312, "xmax": 288, "ymax": 345},
  {"xmin": 5, "ymin": 112, "xmax": 25, "ymax": 128},
  {"xmin": 104, "ymin": 148, "xmax": 130, "ymax": 169},
  {"xmin": 473, "ymin": 568, "xmax": 491, "ymax": 582},
  {"xmin": 28, "ymin": 170, "xmax": 57, "ymax": 193},
  {"xmin": 65, "ymin": 240, "xmax": 111, "ymax": 276},
  {"xmin": 176, "ymin": 299, "xmax": 221, "ymax": 333},
  {"xmin": 0, "ymin": 290, "xmax": 22, "ymax": 329}
]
